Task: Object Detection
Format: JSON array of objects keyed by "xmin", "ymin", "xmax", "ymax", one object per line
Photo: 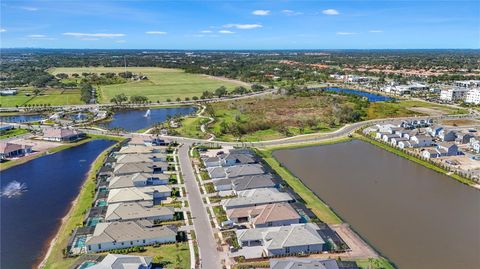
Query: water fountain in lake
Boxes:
[
  {"xmin": 1, "ymin": 181, "xmax": 27, "ymax": 198},
  {"xmin": 144, "ymin": 109, "xmax": 151, "ymax": 117}
]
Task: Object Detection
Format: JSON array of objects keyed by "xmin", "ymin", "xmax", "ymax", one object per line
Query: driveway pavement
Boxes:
[{"xmin": 178, "ymin": 144, "xmax": 221, "ymax": 269}]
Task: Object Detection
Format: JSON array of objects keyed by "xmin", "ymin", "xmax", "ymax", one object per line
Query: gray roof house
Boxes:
[
  {"xmin": 221, "ymin": 153, "xmax": 257, "ymax": 166},
  {"xmin": 107, "ymin": 186, "xmax": 171, "ymax": 204},
  {"xmin": 202, "ymin": 156, "xmax": 221, "ymax": 167},
  {"xmin": 89, "ymin": 254, "xmax": 153, "ymax": 269},
  {"xmin": 85, "ymin": 221, "xmax": 177, "ymax": 252},
  {"xmin": 113, "ymin": 162, "xmax": 168, "ymax": 176},
  {"xmin": 207, "ymin": 166, "xmax": 227, "ymax": 179},
  {"xmin": 270, "ymin": 258, "xmax": 360, "ymax": 269},
  {"xmin": 116, "ymin": 146, "xmax": 167, "ymax": 155},
  {"xmin": 222, "ymin": 188, "xmax": 294, "ymax": 210},
  {"xmin": 105, "ymin": 202, "xmax": 175, "ymax": 222},
  {"xmin": 213, "ymin": 174, "xmax": 276, "ymax": 192},
  {"xmin": 231, "ymin": 174, "xmax": 276, "ymax": 192},
  {"xmin": 236, "ymin": 223, "xmax": 326, "ymax": 257},
  {"xmin": 108, "ymin": 173, "xmax": 169, "ymax": 189},
  {"xmin": 116, "ymin": 153, "xmax": 167, "ymax": 164},
  {"xmin": 225, "ymin": 164, "xmax": 265, "ymax": 178}
]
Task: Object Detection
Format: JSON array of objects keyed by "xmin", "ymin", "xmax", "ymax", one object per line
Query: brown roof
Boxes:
[
  {"xmin": 0, "ymin": 142, "xmax": 31, "ymax": 154},
  {"xmin": 43, "ymin": 127, "xmax": 79, "ymax": 138},
  {"xmin": 253, "ymin": 203, "xmax": 300, "ymax": 226}
]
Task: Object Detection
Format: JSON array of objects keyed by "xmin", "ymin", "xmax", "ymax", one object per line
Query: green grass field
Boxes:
[
  {"xmin": 0, "ymin": 88, "xmax": 82, "ymax": 107},
  {"xmin": 50, "ymin": 67, "xmax": 244, "ymax": 103}
]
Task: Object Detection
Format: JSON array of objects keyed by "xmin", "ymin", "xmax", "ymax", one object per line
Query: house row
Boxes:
[
  {"xmin": 79, "ymin": 138, "xmax": 180, "ymax": 254},
  {"xmin": 227, "ymin": 202, "xmax": 301, "ymax": 228},
  {"xmin": 374, "ymin": 123, "xmax": 465, "ymax": 159}
]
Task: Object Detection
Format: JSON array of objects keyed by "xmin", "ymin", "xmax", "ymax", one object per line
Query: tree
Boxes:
[
  {"xmin": 33, "ymin": 88, "xmax": 41, "ymax": 96},
  {"xmin": 192, "ymin": 96, "xmax": 199, "ymax": 101},
  {"xmin": 129, "ymin": 95, "xmax": 149, "ymax": 104},
  {"xmin": 232, "ymin": 86, "xmax": 248, "ymax": 95},
  {"xmin": 110, "ymin": 93, "xmax": 128, "ymax": 105},
  {"xmin": 176, "ymin": 97, "xmax": 181, "ymax": 102},
  {"xmin": 55, "ymin": 73, "xmax": 69, "ymax": 80},
  {"xmin": 214, "ymin": 86, "xmax": 228, "ymax": 97},
  {"xmin": 201, "ymin": 90, "xmax": 214, "ymax": 99}
]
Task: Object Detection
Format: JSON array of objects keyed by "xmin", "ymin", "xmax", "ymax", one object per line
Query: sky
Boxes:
[{"xmin": 0, "ymin": 0, "xmax": 479, "ymax": 49}]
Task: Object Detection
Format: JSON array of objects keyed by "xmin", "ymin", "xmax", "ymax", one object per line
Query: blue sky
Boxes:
[{"xmin": 0, "ymin": 0, "xmax": 478, "ymax": 49}]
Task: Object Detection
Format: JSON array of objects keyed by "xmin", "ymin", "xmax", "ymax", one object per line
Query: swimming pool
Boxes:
[
  {"xmin": 77, "ymin": 260, "xmax": 97, "ymax": 269},
  {"xmin": 95, "ymin": 200, "xmax": 107, "ymax": 207},
  {"xmin": 86, "ymin": 217, "xmax": 102, "ymax": 227},
  {"xmin": 73, "ymin": 235, "xmax": 87, "ymax": 248}
]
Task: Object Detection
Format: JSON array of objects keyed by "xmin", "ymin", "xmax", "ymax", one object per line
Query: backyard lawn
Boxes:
[
  {"xmin": 0, "ymin": 88, "xmax": 82, "ymax": 107},
  {"xmin": 50, "ymin": 67, "xmax": 245, "ymax": 103}
]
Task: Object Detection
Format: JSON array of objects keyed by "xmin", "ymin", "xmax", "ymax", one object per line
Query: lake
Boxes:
[
  {"xmin": 99, "ymin": 106, "xmax": 197, "ymax": 132},
  {"xmin": 0, "ymin": 139, "xmax": 115, "ymax": 269},
  {"xmin": 273, "ymin": 140, "xmax": 480, "ymax": 269},
  {"xmin": 323, "ymin": 87, "xmax": 393, "ymax": 102},
  {"xmin": 0, "ymin": 114, "xmax": 45, "ymax": 123}
]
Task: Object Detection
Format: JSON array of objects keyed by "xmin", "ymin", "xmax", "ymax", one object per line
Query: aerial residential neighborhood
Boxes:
[{"xmin": 1, "ymin": 1, "xmax": 479, "ymax": 269}]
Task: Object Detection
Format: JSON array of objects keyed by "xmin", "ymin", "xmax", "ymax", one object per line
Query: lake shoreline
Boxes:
[{"xmin": 38, "ymin": 140, "xmax": 121, "ymax": 269}]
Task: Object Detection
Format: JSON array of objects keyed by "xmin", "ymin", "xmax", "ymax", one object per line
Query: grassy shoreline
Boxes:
[{"xmin": 40, "ymin": 139, "xmax": 123, "ymax": 269}]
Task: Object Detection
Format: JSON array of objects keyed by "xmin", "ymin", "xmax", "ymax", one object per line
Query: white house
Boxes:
[{"xmin": 410, "ymin": 135, "xmax": 433, "ymax": 147}]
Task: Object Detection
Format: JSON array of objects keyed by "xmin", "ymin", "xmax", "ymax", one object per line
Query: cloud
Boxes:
[
  {"xmin": 0, "ymin": 28, "xmax": 6, "ymax": 33},
  {"xmin": 63, "ymin": 32, "xmax": 125, "ymax": 38},
  {"xmin": 27, "ymin": 34, "xmax": 56, "ymax": 40},
  {"xmin": 145, "ymin": 31, "xmax": 167, "ymax": 35},
  {"xmin": 252, "ymin": 10, "xmax": 270, "ymax": 16},
  {"xmin": 200, "ymin": 30, "xmax": 213, "ymax": 33},
  {"xmin": 20, "ymin": 6, "xmax": 38, "ymax": 11},
  {"xmin": 223, "ymin": 24, "xmax": 262, "ymax": 29},
  {"xmin": 322, "ymin": 9, "xmax": 339, "ymax": 15},
  {"xmin": 369, "ymin": 30, "xmax": 383, "ymax": 33},
  {"xmin": 218, "ymin": 30, "xmax": 234, "ymax": 34},
  {"xmin": 336, "ymin": 32, "xmax": 358, "ymax": 35},
  {"xmin": 282, "ymin": 10, "xmax": 303, "ymax": 16}
]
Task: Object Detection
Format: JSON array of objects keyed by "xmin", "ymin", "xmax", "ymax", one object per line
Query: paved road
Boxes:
[{"xmin": 178, "ymin": 144, "xmax": 221, "ymax": 269}]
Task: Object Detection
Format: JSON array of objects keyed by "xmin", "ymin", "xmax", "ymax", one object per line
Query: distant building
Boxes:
[
  {"xmin": 0, "ymin": 88, "xmax": 18, "ymax": 96},
  {"xmin": 454, "ymin": 80, "xmax": 480, "ymax": 88},
  {"xmin": 465, "ymin": 88, "xmax": 480, "ymax": 104},
  {"xmin": 440, "ymin": 88, "xmax": 468, "ymax": 102}
]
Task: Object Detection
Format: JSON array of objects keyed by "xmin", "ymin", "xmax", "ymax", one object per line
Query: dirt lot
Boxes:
[
  {"xmin": 408, "ymin": 107, "xmax": 449, "ymax": 116},
  {"xmin": 440, "ymin": 119, "xmax": 480, "ymax": 127}
]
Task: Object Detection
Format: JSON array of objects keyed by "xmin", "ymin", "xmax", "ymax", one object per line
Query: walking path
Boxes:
[{"xmin": 178, "ymin": 143, "xmax": 221, "ymax": 269}]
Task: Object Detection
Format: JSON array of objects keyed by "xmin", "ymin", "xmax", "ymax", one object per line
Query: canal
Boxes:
[
  {"xmin": 273, "ymin": 140, "xmax": 480, "ymax": 269},
  {"xmin": 99, "ymin": 106, "xmax": 197, "ymax": 132},
  {"xmin": 0, "ymin": 139, "xmax": 116, "ymax": 269}
]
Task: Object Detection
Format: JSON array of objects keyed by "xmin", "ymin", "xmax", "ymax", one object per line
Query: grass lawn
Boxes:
[
  {"xmin": 367, "ymin": 100, "xmax": 467, "ymax": 119},
  {"xmin": 354, "ymin": 257, "xmax": 396, "ymax": 269},
  {"xmin": 256, "ymin": 139, "xmax": 350, "ymax": 225},
  {"xmin": 137, "ymin": 243, "xmax": 191, "ymax": 269},
  {"xmin": 0, "ymin": 128, "xmax": 29, "ymax": 139},
  {"xmin": 0, "ymin": 88, "xmax": 82, "ymax": 107},
  {"xmin": 50, "ymin": 67, "xmax": 244, "ymax": 103},
  {"xmin": 175, "ymin": 117, "xmax": 209, "ymax": 139}
]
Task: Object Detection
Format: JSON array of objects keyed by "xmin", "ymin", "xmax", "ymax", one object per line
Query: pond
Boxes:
[
  {"xmin": 0, "ymin": 139, "xmax": 115, "ymax": 269},
  {"xmin": 0, "ymin": 114, "xmax": 45, "ymax": 123},
  {"xmin": 273, "ymin": 140, "xmax": 480, "ymax": 269},
  {"xmin": 99, "ymin": 106, "xmax": 197, "ymax": 132},
  {"xmin": 322, "ymin": 87, "xmax": 393, "ymax": 102}
]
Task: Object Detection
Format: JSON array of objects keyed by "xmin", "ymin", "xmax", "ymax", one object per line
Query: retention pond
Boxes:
[{"xmin": 273, "ymin": 140, "xmax": 480, "ymax": 269}]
